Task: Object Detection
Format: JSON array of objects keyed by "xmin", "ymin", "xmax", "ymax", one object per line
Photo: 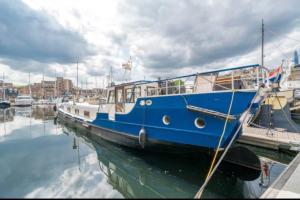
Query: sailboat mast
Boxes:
[
  {"xmin": 2, "ymin": 72, "xmax": 5, "ymax": 100},
  {"xmin": 262, "ymin": 19, "xmax": 265, "ymax": 84},
  {"xmin": 42, "ymin": 72, "xmax": 45, "ymax": 99},
  {"xmin": 29, "ymin": 72, "xmax": 31, "ymax": 96}
]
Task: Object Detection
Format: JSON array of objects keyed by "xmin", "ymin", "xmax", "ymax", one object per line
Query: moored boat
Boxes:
[
  {"xmin": 57, "ymin": 64, "xmax": 266, "ymax": 153},
  {"xmin": 0, "ymin": 100, "xmax": 11, "ymax": 109},
  {"xmin": 0, "ymin": 73, "xmax": 11, "ymax": 109},
  {"xmin": 15, "ymin": 95, "xmax": 34, "ymax": 107}
]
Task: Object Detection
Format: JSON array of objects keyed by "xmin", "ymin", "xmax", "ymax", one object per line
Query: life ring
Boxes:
[{"xmin": 139, "ymin": 128, "xmax": 147, "ymax": 148}]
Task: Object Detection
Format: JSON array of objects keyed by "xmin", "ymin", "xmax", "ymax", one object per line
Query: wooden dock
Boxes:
[{"xmin": 261, "ymin": 153, "xmax": 300, "ymax": 198}]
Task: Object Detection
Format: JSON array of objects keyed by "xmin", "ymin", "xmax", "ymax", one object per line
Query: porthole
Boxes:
[
  {"xmin": 146, "ymin": 99, "xmax": 152, "ymax": 106},
  {"xmin": 140, "ymin": 100, "xmax": 145, "ymax": 106},
  {"xmin": 194, "ymin": 118, "xmax": 205, "ymax": 129},
  {"xmin": 162, "ymin": 115, "xmax": 170, "ymax": 125}
]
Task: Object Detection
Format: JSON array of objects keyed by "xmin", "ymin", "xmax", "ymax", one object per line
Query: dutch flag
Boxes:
[{"xmin": 268, "ymin": 64, "xmax": 283, "ymax": 83}]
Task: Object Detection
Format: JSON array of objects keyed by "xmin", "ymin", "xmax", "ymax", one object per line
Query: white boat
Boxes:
[
  {"xmin": 14, "ymin": 95, "xmax": 34, "ymax": 107},
  {"xmin": 0, "ymin": 73, "xmax": 11, "ymax": 109},
  {"xmin": 280, "ymin": 50, "xmax": 300, "ymax": 90}
]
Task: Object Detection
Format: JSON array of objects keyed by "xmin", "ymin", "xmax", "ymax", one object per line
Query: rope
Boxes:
[
  {"xmin": 194, "ymin": 90, "xmax": 236, "ymax": 198},
  {"xmin": 194, "ymin": 88, "xmax": 261, "ymax": 199},
  {"xmin": 272, "ymin": 90, "xmax": 299, "ymax": 141}
]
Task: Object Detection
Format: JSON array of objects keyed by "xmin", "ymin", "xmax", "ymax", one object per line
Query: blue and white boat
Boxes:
[{"xmin": 58, "ymin": 64, "xmax": 265, "ymax": 153}]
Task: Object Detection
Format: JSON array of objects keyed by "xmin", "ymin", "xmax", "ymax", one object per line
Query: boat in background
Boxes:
[
  {"xmin": 0, "ymin": 73, "xmax": 11, "ymax": 109},
  {"xmin": 0, "ymin": 100, "xmax": 10, "ymax": 109},
  {"xmin": 58, "ymin": 64, "xmax": 267, "ymax": 154},
  {"xmin": 280, "ymin": 50, "xmax": 300, "ymax": 90},
  {"xmin": 14, "ymin": 95, "xmax": 34, "ymax": 107}
]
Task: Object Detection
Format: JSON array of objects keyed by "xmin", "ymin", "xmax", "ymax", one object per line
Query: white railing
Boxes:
[{"xmin": 144, "ymin": 69, "xmax": 267, "ymax": 97}]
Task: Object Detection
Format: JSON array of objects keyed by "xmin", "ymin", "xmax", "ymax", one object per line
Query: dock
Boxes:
[
  {"xmin": 238, "ymin": 125, "xmax": 300, "ymax": 152},
  {"xmin": 261, "ymin": 153, "xmax": 300, "ymax": 198},
  {"xmin": 237, "ymin": 94, "xmax": 300, "ymax": 153}
]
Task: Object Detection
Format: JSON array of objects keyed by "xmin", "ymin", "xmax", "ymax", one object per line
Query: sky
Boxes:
[{"xmin": 0, "ymin": 0, "xmax": 300, "ymax": 88}]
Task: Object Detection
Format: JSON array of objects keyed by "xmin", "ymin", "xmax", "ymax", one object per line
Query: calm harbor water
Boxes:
[{"xmin": 0, "ymin": 106, "xmax": 295, "ymax": 198}]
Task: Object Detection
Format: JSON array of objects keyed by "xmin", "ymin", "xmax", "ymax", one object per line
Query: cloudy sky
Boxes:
[{"xmin": 0, "ymin": 0, "xmax": 300, "ymax": 87}]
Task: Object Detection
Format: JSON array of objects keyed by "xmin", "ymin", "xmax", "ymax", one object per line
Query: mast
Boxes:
[
  {"xmin": 262, "ymin": 19, "xmax": 266, "ymax": 85},
  {"xmin": 29, "ymin": 72, "xmax": 31, "ymax": 96},
  {"xmin": 54, "ymin": 68, "xmax": 57, "ymax": 98},
  {"xmin": 2, "ymin": 72, "xmax": 5, "ymax": 100},
  {"xmin": 42, "ymin": 72, "xmax": 45, "ymax": 99},
  {"xmin": 77, "ymin": 59, "xmax": 79, "ymax": 98}
]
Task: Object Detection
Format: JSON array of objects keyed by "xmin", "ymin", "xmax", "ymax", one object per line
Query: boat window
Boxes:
[
  {"xmin": 116, "ymin": 89, "xmax": 123, "ymax": 103},
  {"xmin": 67, "ymin": 107, "xmax": 71, "ymax": 112},
  {"xmin": 125, "ymin": 88, "xmax": 134, "ymax": 103},
  {"xmin": 84, "ymin": 111, "xmax": 90, "ymax": 118},
  {"xmin": 75, "ymin": 109, "xmax": 79, "ymax": 115},
  {"xmin": 108, "ymin": 90, "xmax": 115, "ymax": 103},
  {"xmin": 195, "ymin": 118, "xmax": 205, "ymax": 129},
  {"xmin": 134, "ymin": 87, "xmax": 141, "ymax": 101},
  {"xmin": 147, "ymin": 86, "xmax": 156, "ymax": 96}
]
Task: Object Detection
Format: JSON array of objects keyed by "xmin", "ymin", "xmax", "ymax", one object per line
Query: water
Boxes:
[{"xmin": 0, "ymin": 106, "xmax": 294, "ymax": 198}]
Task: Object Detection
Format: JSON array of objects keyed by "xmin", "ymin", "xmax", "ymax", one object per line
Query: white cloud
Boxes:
[{"xmin": 0, "ymin": 0, "xmax": 299, "ymax": 86}]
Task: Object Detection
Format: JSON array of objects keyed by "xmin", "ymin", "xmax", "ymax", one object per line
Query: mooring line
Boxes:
[
  {"xmin": 194, "ymin": 88, "xmax": 261, "ymax": 199},
  {"xmin": 194, "ymin": 90, "xmax": 235, "ymax": 198}
]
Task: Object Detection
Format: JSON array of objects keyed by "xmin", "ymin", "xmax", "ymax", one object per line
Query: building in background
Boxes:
[
  {"xmin": 15, "ymin": 76, "xmax": 108, "ymax": 100},
  {"xmin": 56, "ymin": 77, "xmax": 73, "ymax": 97}
]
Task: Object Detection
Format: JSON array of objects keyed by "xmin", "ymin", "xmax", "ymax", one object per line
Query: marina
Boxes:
[{"xmin": 0, "ymin": 0, "xmax": 300, "ymax": 198}]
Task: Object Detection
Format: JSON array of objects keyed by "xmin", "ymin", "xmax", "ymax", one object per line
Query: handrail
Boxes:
[{"xmin": 108, "ymin": 64, "xmax": 261, "ymax": 88}]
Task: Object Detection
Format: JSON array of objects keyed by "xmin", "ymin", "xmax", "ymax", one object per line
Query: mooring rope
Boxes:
[
  {"xmin": 194, "ymin": 90, "xmax": 235, "ymax": 198},
  {"xmin": 194, "ymin": 88, "xmax": 261, "ymax": 199}
]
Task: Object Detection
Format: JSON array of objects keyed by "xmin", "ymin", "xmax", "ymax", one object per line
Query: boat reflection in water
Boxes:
[
  {"xmin": 14, "ymin": 106, "xmax": 33, "ymax": 118},
  {"xmin": 0, "ymin": 108, "xmax": 14, "ymax": 123},
  {"xmin": 61, "ymin": 122, "xmax": 264, "ymax": 198}
]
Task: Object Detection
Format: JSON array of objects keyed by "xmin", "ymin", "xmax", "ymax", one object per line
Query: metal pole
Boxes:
[
  {"xmin": 262, "ymin": 19, "xmax": 265, "ymax": 85},
  {"xmin": 2, "ymin": 72, "xmax": 5, "ymax": 100},
  {"xmin": 29, "ymin": 72, "xmax": 31, "ymax": 96},
  {"xmin": 166, "ymin": 80, "xmax": 168, "ymax": 95},
  {"xmin": 231, "ymin": 72, "xmax": 234, "ymax": 90}
]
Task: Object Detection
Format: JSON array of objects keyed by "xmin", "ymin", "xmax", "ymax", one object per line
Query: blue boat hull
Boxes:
[
  {"xmin": 59, "ymin": 91, "xmax": 256, "ymax": 151},
  {"xmin": 58, "ymin": 111, "xmax": 216, "ymax": 154}
]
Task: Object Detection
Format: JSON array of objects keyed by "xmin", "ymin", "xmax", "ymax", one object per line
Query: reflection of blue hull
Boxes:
[
  {"xmin": 0, "ymin": 101, "xmax": 11, "ymax": 109},
  {"xmin": 89, "ymin": 91, "xmax": 256, "ymax": 150}
]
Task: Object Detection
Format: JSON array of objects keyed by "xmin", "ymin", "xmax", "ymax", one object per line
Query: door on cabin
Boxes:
[{"xmin": 115, "ymin": 86, "xmax": 125, "ymax": 113}]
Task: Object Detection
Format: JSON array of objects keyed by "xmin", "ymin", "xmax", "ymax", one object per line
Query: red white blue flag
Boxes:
[{"xmin": 268, "ymin": 64, "xmax": 283, "ymax": 83}]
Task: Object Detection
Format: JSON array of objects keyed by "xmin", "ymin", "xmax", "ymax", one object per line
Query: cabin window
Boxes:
[
  {"xmin": 75, "ymin": 109, "xmax": 79, "ymax": 115},
  {"xmin": 134, "ymin": 87, "xmax": 141, "ymax": 101},
  {"xmin": 147, "ymin": 86, "xmax": 156, "ymax": 96},
  {"xmin": 84, "ymin": 111, "xmax": 90, "ymax": 118},
  {"xmin": 116, "ymin": 89, "xmax": 124, "ymax": 103},
  {"xmin": 67, "ymin": 107, "xmax": 71, "ymax": 112},
  {"xmin": 125, "ymin": 88, "xmax": 133, "ymax": 103},
  {"xmin": 108, "ymin": 90, "xmax": 115, "ymax": 103}
]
